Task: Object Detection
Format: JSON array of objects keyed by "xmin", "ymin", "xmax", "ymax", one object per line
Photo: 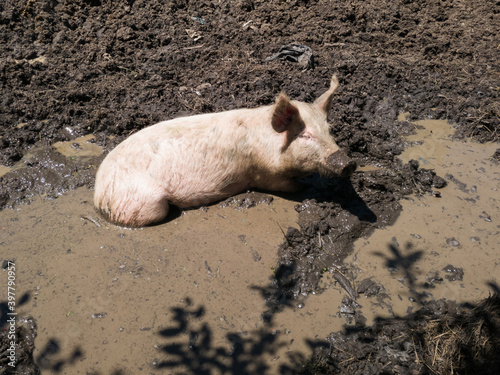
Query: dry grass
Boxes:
[
  {"xmin": 299, "ymin": 295, "xmax": 500, "ymax": 374},
  {"xmin": 419, "ymin": 295, "xmax": 500, "ymax": 375}
]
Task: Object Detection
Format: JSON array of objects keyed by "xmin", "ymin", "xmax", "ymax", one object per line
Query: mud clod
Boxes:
[
  {"xmin": 492, "ymin": 149, "xmax": 500, "ymax": 163},
  {"xmin": 219, "ymin": 192, "xmax": 273, "ymax": 209},
  {"xmin": 480, "ymin": 211, "xmax": 492, "ymax": 222},
  {"xmin": 442, "ymin": 264, "xmax": 464, "ymax": 282},
  {"xmin": 357, "ymin": 278, "xmax": 381, "ymax": 297},
  {"xmin": 425, "ymin": 271, "xmax": 444, "ymax": 288},
  {"xmin": 267, "ymin": 159, "xmax": 446, "ymax": 307}
]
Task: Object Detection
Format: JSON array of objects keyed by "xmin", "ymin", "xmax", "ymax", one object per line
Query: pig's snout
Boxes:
[{"xmin": 327, "ymin": 151, "xmax": 357, "ymax": 178}]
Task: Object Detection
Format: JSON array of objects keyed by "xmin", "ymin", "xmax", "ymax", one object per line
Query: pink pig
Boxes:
[{"xmin": 94, "ymin": 75, "xmax": 356, "ymax": 227}]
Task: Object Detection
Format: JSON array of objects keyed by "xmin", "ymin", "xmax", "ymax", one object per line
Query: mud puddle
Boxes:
[
  {"xmin": 1, "ymin": 187, "xmax": 353, "ymax": 374},
  {"xmin": 347, "ymin": 118, "xmax": 500, "ymax": 323},
  {"xmin": 0, "ymin": 136, "xmax": 104, "ymax": 213},
  {"xmin": 0, "ymin": 135, "xmax": 102, "ymax": 178},
  {"xmin": 1, "ymin": 119, "xmax": 498, "ymax": 374}
]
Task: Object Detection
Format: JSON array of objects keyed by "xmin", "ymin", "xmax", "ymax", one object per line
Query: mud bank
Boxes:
[{"xmin": 1, "ymin": 0, "xmax": 499, "ymax": 206}]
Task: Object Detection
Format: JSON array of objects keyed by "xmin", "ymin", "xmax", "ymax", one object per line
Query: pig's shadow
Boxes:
[
  {"xmin": 272, "ymin": 173, "xmax": 377, "ymax": 223},
  {"xmin": 155, "ymin": 205, "xmax": 183, "ymax": 226},
  {"xmin": 154, "ymin": 172, "xmax": 375, "ymax": 226}
]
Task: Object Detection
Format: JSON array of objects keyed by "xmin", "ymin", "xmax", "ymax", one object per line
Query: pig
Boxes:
[{"xmin": 94, "ymin": 75, "xmax": 356, "ymax": 227}]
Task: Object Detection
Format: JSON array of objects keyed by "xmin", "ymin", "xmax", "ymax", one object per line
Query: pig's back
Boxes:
[{"xmin": 94, "ymin": 107, "xmax": 271, "ymax": 209}]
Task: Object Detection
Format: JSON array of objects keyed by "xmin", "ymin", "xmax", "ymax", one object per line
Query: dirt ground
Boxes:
[{"xmin": 1, "ymin": 0, "xmax": 499, "ymax": 374}]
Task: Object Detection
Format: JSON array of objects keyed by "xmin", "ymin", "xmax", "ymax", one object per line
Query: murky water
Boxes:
[
  {"xmin": 52, "ymin": 134, "xmax": 104, "ymax": 158},
  {"xmin": 2, "ymin": 185, "xmax": 346, "ymax": 373},
  {"xmin": 0, "ymin": 135, "xmax": 103, "ymax": 178},
  {"xmin": 348, "ymin": 118, "xmax": 499, "ymax": 322},
  {"xmin": 1, "ymin": 118, "xmax": 498, "ymax": 373}
]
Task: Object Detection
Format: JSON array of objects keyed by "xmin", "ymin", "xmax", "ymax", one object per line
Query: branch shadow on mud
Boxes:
[
  {"xmin": 156, "ymin": 296, "xmax": 328, "ymax": 375},
  {"xmin": 373, "ymin": 241, "xmax": 479, "ymax": 308},
  {"xmin": 34, "ymin": 338, "xmax": 84, "ymax": 374},
  {"xmin": 0, "ymin": 291, "xmax": 31, "ymax": 328},
  {"xmin": 157, "ymin": 297, "xmax": 280, "ymax": 374},
  {"xmin": 154, "ymin": 282, "xmax": 500, "ymax": 374},
  {"xmin": 372, "ymin": 241, "xmax": 428, "ymax": 305},
  {"xmin": 0, "ymin": 308, "xmax": 124, "ymax": 375}
]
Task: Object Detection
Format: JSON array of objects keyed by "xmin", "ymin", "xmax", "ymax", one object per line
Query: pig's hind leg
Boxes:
[
  {"xmin": 108, "ymin": 186, "xmax": 171, "ymax": 227},
  {"xmin": 128, "ymin": 195, "xmax": 170, "ymax": 227}
]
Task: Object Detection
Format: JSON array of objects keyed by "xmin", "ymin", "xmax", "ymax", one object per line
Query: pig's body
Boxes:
[{"xmin": 94, "ymin": 75, "xmax": 356, "ymax": 227}]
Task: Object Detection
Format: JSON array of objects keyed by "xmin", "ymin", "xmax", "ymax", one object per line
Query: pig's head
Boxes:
[{"xmin": 271, "ymin": 75, "xmax": 357, "ymax": 179}]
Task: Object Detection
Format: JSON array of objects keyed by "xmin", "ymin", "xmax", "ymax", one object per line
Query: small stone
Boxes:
[
  {"xmin": 425, "ymin": 271, "xmax": 443, "ymax": 286},
  {"xmin": 446, "ymin": 238, "xmax": 460, "ymax": 247},
  {"xmin": 432, "ymin": 175, "xmax": 447, "ymax": 188},
  {"xmin": 479, "ymin": 211, "xmax": 492, "ymax": 222}
]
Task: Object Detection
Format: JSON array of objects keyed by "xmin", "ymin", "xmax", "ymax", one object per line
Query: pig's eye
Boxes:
[{"xmin": 299, "ymin": 132, "xmax": 312, "ymax": 140}]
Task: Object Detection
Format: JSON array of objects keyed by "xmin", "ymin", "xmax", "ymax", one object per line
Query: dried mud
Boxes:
[{"xmin": 1, "ymin": 0, "xmax": 499, "ymax": 374}]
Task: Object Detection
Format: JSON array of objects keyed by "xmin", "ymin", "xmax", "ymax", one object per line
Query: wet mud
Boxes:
[
  {"xmin": 1, "ymin": 0, "xmax": 499, "ymax": 207},
  {"xmin": 301, "ymin": 296, "xmax": 500, "ymax": 375},
  {"xmin": 0, "ymin": 315, "xmax": 40, "ymax": 375},
  {"xmin": 1, "ymin": 0, "xmax": 499, "ymax": 373}
]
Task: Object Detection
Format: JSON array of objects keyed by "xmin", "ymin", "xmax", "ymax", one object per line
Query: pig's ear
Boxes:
[
  {"xmin": 313, "ymin": 74, "xmax": 339, "ymax": 114},
  {"xmin": 272, "ymin": 93, "xmax": 300, "ymax": 133}
]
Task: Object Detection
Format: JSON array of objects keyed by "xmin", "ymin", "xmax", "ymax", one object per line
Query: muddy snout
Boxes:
[{"xmin": 327, "ymin": 151, "xmax": 357, "ymax": 178}]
